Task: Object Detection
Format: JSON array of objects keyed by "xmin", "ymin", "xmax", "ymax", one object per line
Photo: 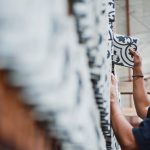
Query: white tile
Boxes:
[
  {"xmin": 130, "ymin": 16, "xmax": 149, "ymax": 34},
  {"xmin": 138, "ymin": 16, "xmax": 150, "ymax": 30},
  {"xmin": 130, "ymin": 4, "xmax": 144, "ymax": 18},
  {"xmin": 129, "ymin": 0, "xmax": 143, "ymax": 6}
]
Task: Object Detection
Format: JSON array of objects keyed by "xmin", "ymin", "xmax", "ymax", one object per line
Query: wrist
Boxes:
[
  {"xmin": 132, "ymin": 75, "xmax": 144, "ymax": 79},
  {"xmin": 133, "ymin": 65, "xmax": 141, "ymax": 69},
  {"xmin": 133, "ymin": 65, "xmax": 143, "ymax": 74}
]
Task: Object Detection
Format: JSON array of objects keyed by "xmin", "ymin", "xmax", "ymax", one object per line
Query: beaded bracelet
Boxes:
[{"xmin": 132, "ymin": 75, "xmax": 144, "ymax": 78}]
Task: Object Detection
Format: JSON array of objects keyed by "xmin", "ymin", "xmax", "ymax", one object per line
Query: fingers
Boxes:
[
  {"xmin": 110, "ymin": 74, "xmax": 118, "ymax": 102},
  {"xmin": 129, "ymin": 48, "xmax": 137, "ymax": 56},
  {"xmin": 111, "ymin": 73, "xmax": 115, "ymax": 81},
  {"xmin": 111, "ymin": 73, "xmax": 117, "ymax": 85},
  {"xmin": 129, "ymin": 48, "xmax": 142, "ymax": 67},
  {"xmin": 129, "ymin": 48, "xmax": 140, "ymax": 57}
]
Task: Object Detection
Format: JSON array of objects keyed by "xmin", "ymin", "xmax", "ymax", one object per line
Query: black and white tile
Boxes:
[{"xmin": 112, "ymin": 34, "xmax": 139, "ymax": 68}]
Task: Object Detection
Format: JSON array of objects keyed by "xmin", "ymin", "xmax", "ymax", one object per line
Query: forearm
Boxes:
[
  {"xmin": 111, "ymin": 101, "xmax": 139, "ymax": 150},
  {"xmin": 133, "ymin": 66, "xmax": 150, "ymax": 118}
]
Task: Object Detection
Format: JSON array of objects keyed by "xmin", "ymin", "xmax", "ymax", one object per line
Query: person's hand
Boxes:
[
  {"xmin": 110, "ymin": 74, "xmax": 118, "ymax": 103},
  {"xmin": 129, "ymin": 49, "xmax": 142, "ymax": 69}
]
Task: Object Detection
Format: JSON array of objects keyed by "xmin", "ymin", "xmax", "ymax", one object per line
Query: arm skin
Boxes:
[
  {"xmin": 130, "ymin": 49, "xmax": 150, "ymax": 119},
  {"xmin": 110, "ymin": 49, "xmax": 149, "ymax": 149},
  {"xmin": 110, "ymin": 74, "xmax": 139, "ymax": 150}
]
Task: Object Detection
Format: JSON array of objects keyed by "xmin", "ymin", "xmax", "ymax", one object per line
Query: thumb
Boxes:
[{"xmin": 111, "ymin": 73, "xmax": 116, "ymax": 84}]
